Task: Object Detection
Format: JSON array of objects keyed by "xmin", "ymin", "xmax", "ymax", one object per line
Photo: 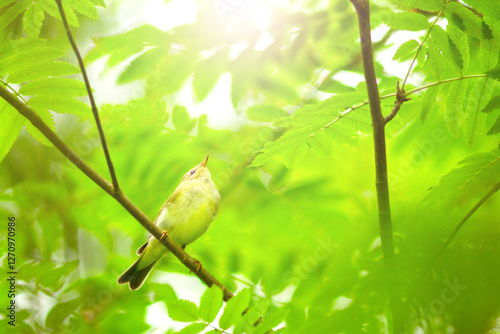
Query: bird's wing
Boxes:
[{"xmin": 136, "ymin": 186, "xmax": 184, "ymax": 253}]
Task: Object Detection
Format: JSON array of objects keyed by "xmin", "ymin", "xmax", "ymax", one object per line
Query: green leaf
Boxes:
[
  {"xmin": 38, "ymin": 0, "xmax": 79, "ymax": 27},
  {"xmin": 486, "ymin": 67, "xmax": 500, "ymax": 81},
  {"xmin": 487, "ymin": 115, "xmax": 500, "ymax": 135},
  {"xmin": 252, "ymin": 309, "xmax": 290, "ymax": 334},
  {"xmin": 480, "ymin": 40, "xmax": 500, "ymax": 72},
  {"xmin": 199, "ymin": 286, "xmax": 223, "ymax": 323},
  {"xmin": 393, "ymin": 39, "xmax": 419, "ymax": 61},
  {"xmin": 423, "ymin": 149, "xmax": 500, "ymax": 205},
  {"xmin": 19, "ymin": 78, "xmax": 87, "ymax": 98},
  {"xmin": 67, "ymin": 0, "xmax": 99, "ymax": 19},
  {"xmin": 445, "ymin": 2, "xmax": 486, "ymax": 40},
  {"xmin": 28, "ymin": 96, "xmax": 91, "ymax": 117},
  {"xmin": 420, "ymin": 85, "xmax": 441, "ymax": 123},
  {"xmin": 177, "ymin": 322, "xmax": 207, "ymax": 334},
  {"xmin": 426, "ymin": 40, "xmax": 445, "ymax": 80},
  {"xmin": 462, "ymin": 0, "xmax": 500, "ymax": 21},
  {"xmin": 482, "ymin": 96, "xmax": 500, "ymax": 113},
  {"xmin": 0, "ymin": 100, "xmax": 24, "ymax": 163},
  {"xmin": 246, "ymin": 105, "xmax": 288, "ymax": 123},
  {"xmin": 234, "ymin": 299, "xmax": 271, "ymax": 334},
  {"xmin": 445, "ymin": 79, "xmax": 468, "ymax": 137},
  {"xmin": 447, "ymin": 23, "xmax": 470, "ymax": 72},
  {"xmin": 45, "ymin": 298, "xmax": 81, "ymax": 330},
  {"xmin": 463, "ymin": 78, "xmax": 493, "ymax": 147},
  {"xmin": 193, "ymin": 50, "xmax": 229, "ymax": 101},
  {"xmin": 84, "ymin": 25, "xmax": 168, "ymax": 65},
  {"xmin": 167, "ymin": 299, "xmax": 200, "ymax": 323},
  {"xmin": 382, "ymin": 12, "xmax": 429, "ymax": 31},
  {"xmin": 0, "ymin": 47, "xmax": 66, "ymax": 75},
  {"xmin": 0, "ymin": 38, "xmax": 46, "ymax": 60},
  {"xmin": 0, "ymin": 0, "xmax": 29, "ymax": 31},
  {"xmin": 390, "ymin": 0, "xmax": 443, "ymax": 12},
  {"xmin": 219, "ymin": 288, "xmax": 251, "ymax": 330},
  {"xmin": 0, "ymin": 0, "xmax": 19, "ymax": 10},
  {"xmin": 23, "ymin": 3, "xmax": 45, "ymax": 38},
  {"xmin": 116, "ymin": 47, "xmax": 165, "ymax": 84},
  {"xmin": 8, "ymin": 61, "xmax": 80, "ymax": 84},
  {"xmin": 430, "ymin": 26, "xmax": 462, "ymax": 73},
  {"xmin": 172, "ymin": 105, "xmax": 196, "ymax": 133}
]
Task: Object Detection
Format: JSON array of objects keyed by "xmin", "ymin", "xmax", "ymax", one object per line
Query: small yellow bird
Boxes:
[{"xmin": 118, "ymin": 155, "xmax": 220, "ymax": 290}]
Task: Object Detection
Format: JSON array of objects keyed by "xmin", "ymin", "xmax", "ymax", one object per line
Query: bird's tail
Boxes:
[{"xmin": 117, "ymin": 255, "xmax": 159, "ymax": 290}]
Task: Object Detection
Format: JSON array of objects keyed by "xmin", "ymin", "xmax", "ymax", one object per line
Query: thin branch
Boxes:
[
  {"xmin": 403, "ymin": 74, "xmax": 487, "ymax": 97},
  {"xmin": 401, "ymin": 0, "xmax": 451, "ymax": 90},
  {"xmin": 55, "ymin": 0, "xmax": 120, "ymax": 193},
  {"xmin": 349, "ymin": 0, "xmax": 404, "ymax": 332},
  {"xmin": 428, "ymin": 181, "xmax": 500, "ymax": 271},
  {"xmin": 0, "ymin": 85, "xmax": 234, "ymax": 302}
]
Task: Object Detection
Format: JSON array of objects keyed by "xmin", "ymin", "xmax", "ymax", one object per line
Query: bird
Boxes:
[{"xmin": 117, "ymin": 155, "xmax": 220, "ymax": 290}]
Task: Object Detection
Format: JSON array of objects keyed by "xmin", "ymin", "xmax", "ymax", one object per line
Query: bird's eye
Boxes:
[{"xmin": 190, "ymin": 170, "xmax": 195, "ymax": 175}]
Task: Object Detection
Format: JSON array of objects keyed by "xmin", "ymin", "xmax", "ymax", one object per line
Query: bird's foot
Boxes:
[{"xmin": 159, "ymin": 230, "xmax": 168, "ymax": 241}]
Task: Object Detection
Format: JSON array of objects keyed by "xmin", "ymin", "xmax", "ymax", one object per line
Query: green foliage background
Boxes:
[{"xmin": 0, "ymin": 0, "xmax": 499, "ymax": 333}]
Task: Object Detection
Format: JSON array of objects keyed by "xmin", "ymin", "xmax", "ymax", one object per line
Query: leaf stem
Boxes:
[
  {"xmin": 401, "ymin": 0, "xmax": 451, "ymax": 90},
  {"xmin": 55, "ymin": 0, "xmax": 120, "ymax": 193},
  {"xmin": 0, "ymin": 84, "xmax": 234, "ymax": 302}
]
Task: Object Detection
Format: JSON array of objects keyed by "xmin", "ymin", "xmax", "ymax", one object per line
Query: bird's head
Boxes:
[{"xmin": 181, "ymin": 154, "xmax": 212, "ymax": 182}]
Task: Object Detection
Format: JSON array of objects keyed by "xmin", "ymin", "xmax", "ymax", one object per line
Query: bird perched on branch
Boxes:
[{"xmin": 118, "ymin": 155, "xmax": 220, "ymax": 290}]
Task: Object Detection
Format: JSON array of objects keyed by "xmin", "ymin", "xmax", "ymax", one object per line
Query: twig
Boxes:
[
  {"xmin": 0, "ymin": 84, "xmax": 234, "ymax": 302},
  {"xmin": 349, "ymin": 0, "xmax": 404, "ymax": 332},
  {"xmin": 384, "ymin": 81, "xmax": 411, "ymax": 124},
  {"xmin": 401, "ymin": 0, "xmax": 451, "ymax": 90},
  {"xmin": 55, "ymin": 0, "xmax": 120, "ymax": 193},
  {"xmin": 428, "ymin": 181, "xmax": 500, "ymax": 271}
]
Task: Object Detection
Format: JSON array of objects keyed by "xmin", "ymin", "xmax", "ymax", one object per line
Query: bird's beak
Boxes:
[{"xmin": 201, "ymin": 154, "xmax": 209, "ymax": 167}]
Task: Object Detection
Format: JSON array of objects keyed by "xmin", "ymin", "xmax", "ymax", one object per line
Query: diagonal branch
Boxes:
[
  {"xmin": 0, "ymin": 85, "xmax": 234, "ymax": 302},
  {"xmin": 55, "ymin": 0, "xmax": 120, "ymax": 193}
]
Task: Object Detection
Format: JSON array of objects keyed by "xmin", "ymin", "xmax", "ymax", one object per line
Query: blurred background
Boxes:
[{"xmin": 0, "ymin": 0, "xmax": 499, "ymax": 333}]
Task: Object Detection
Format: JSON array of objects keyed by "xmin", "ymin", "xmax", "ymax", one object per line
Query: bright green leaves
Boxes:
[
  {"xmin": 393, "ymin": 40, "xmax": 419, "ymax": 61},
  {"xmin": 0, "ymin": 0, "xmax": 103, "ymax": 36},
  {"xmin": 219, "ymin": 288, "xmax": 251, "ymax": 330},
  {"xmin": 445, "ymin": 2, "xmax": 488, "ymax": 41},
  {"xmin": 161, "ymin": 287, "xmax": 285, "ymax": 333},
  {"xmin": 463, "ymin": 78, "xmax": 494, "ymax": 147},
  {"xmin": 0, "ymin": 38, "xmax": 90, "ymax": 152},
  {"xmin": 172, "ymin": 106, "xmax": 196, "ymax": 133},
  {"xmin": 251, "ymin": 93, "xmax": 369, "ymax": 168},
  {"xmin": 199, "ymin": 286, "xmax": 223, "ymax": 323},
  {"xmin": 23, "ymin": 2, "xmax": 45, "ymax": 37},
  {"xmin": 20, "ymin": 78, "xmax": 87, "ymax": 97},
  {"xmin": 0, "ymin": 100, "xmax": 24, "ymax": 162},
  {"xmin": 85, "ymin": 25, "xmax": 168, "ymax": 67},
  {"xmin": 167, "ymin": 299, "xmax": 200, "ymax": 322},
  {"xmin": 382, "ymin": 12, "xmax": 429, "ymax": 31},
  {"xmin": 233, "ymin": 298, "xmax": 271, "ymax": 334},
  {"xmin": 445, "ymin": 79, "xmax": 468, "ymax": 137},
  {"xmin": 420, "ymin": 86, "xmax": 441, "ymax": 123},
  {"xmin": 423, "ymin": 149, "xmax": 500, "ymax": 206},
  {"xmin": 7, "ymin": 61, "xmax": 80, "ymax": 84}
]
